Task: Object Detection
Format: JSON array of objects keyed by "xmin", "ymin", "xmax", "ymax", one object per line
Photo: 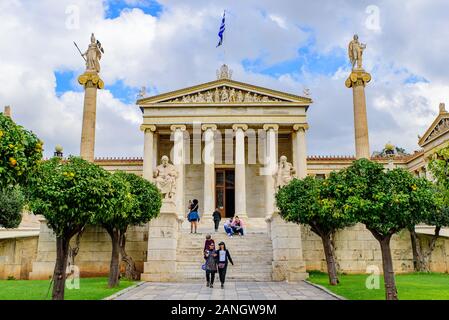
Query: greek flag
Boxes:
[{"xmin": 216, "ymin": 11, "xmax": 225, "ymax": 47}]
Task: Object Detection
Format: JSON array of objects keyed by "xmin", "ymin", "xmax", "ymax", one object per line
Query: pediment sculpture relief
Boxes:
[
  {"xmin": 162, "ymin": 86, "xmax": 284, "ymax": 104},
  {"xmin": 425, "ymin": 118, "xmax": 449, "ymax": 142}
]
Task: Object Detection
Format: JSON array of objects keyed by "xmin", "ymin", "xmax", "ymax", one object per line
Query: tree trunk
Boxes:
[
  {"xmin": 378, "ymin": 234, "xmax": 398, "ymax": 300},
  {"xmin": 52, "ymin": 235, "xmax": 70, "ymax": 300},
  {"xmin": 320, "ymin": 233, "xmax": 339, "ymax": 286},
  {"xmin": 119, "ymin": 231, "xmax": 139, "ymax": 280},
  {"xmin": 409, "ymin": 228, "xmax": 425, "ymax": 272},
  {"xmin": 106, "ymin": 227, "xmax": 121, "ymax": 288},
  {"xmin": 421, "ymin": 226, "xmax": 441, "ymax": 272}
]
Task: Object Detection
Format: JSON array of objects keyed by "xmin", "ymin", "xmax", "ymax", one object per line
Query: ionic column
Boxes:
[
  {"xmin": 78, "ymin": 71, "xmax": 104, "ymax": 162},
  {"xmin": 171, "ymin": 125, "xmax": 186, "ymax": 218},
  {"xmin": 345, "ymin": 69, "xmax": 371, "ymax": 159},
  {"xmin": 293, "ymin": 124, "xmax": 308, "ymax": 179},
  {"xmin": 141, "ymin": 125, "xmax": 156, "ymax": 182},
  {"xmin": 232, "ymin": 124, "xmax": 248, "ymax": 218},
  {"xmin": 202, "ymin": 124, "xmax": 217, "ymax": 216},
  {"xmin": 263, "ymin": 124, "xmax": 279, "ymax": 219}
]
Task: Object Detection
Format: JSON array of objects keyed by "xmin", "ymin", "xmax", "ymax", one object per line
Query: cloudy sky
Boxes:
[{"xmin": 1, "ymin": 0, "xmax": 448, "ymax": 158}]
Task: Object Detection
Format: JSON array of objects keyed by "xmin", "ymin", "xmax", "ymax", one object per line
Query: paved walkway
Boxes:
[{"xmin": 113, "ymin": 281, "xmax": 339, "ymax": 300}]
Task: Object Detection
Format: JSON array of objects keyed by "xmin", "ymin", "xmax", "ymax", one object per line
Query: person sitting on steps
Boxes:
[
  {"xmin": 223, "ymin": 218, "xmax": 233, "ymax": 237},
  {"xmin": 231, "ymin": 216, "xmax": 245, "ymax": 236}
]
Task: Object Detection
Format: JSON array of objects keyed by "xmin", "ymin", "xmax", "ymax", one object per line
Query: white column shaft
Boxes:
[
  {"xmin": 235, "ymin": 128, "xmax": 247, "ymax": 217},
  {"xmin": 265, "ymin": 128, "xmax": 277, "ymax": 217},
  {"xmin": 142, "ymin": 129, "xmax": 154, "ymax": 181},
  {"xmin": 173, "ymin": 128, "xmax": 185, "ymax": 218},
  {"xmin": 295, "ymin": 127, "xmax": 307, "ymax": 179},
  {"xmin": 203, "ymin": 128, "xmax": 215, "ymax": 216}
]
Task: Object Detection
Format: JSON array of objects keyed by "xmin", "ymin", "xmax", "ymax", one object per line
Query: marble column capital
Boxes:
[
  {"xmin": 262, "ymin": 124, "xmax": 279, "ymax": 131},
  {"xmin": 293, "ymin": 124, "xmax": 309, "ymax": 132},
  {"xmin": 140, "ymin": 124, "xmax": 156, "ymax": 132},
  {"xmin": 170, "ymin": 124, "xmax": 187, "ymax": 132},
  {"xmin": 345, "ymin": 69, "xmax": 372, "ymax": 88},
  {"xmin": 232, "ymin": 124, "xmax": 248, "ymax": 131},
  {"xmin": 201, "ymin": 124, "xmax": 218, "ymax": 131}
]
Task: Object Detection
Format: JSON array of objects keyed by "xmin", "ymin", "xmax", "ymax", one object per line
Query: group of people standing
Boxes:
[
  {"xmin": 186, "ymin": 200, "xmax": 247, "ymax": 288},
  {"xmin": 203, "ymin": 235, "xmax": 233, "ymax": 288},
  {"xmin": 187, "ymin": 200, "xmax": 245, "ymax": 236}
]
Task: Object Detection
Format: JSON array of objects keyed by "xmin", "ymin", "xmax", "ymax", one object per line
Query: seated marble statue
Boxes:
[
  {"xmin": 153, "ymin": 155, "xmax": 178, "ymax": 200},
  {"xmin": 274, "ymin": 155, "xmax": 296, "ymax": 189}
]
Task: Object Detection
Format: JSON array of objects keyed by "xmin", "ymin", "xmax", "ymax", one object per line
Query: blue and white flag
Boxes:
[{"xmin": 216, "ymin": 11, "xmax": 226, "ymax": 47}]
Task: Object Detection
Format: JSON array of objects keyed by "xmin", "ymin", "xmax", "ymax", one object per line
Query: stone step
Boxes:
[
  {"xmin": 175, "ymin": 273, "xmax": 273, "ymax": 282},
  {"xmin": 177, "ymin": 253, "xmax": 273, "ymax": 263}
]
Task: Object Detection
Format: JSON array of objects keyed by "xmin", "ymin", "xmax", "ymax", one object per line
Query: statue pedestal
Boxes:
[
  {"xmin": 141, "ymin": 200, "xmax": 180, "ymax": 282},
  {"xmin": 267, "ymin": 211, "xmax": 308, "ymax": 281}
]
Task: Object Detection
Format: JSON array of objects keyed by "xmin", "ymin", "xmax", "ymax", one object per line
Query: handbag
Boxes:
[
  {"xmin": 201, "ymin": 264, "xmax": 206, "ymax": 271},
  {"xmin": 218, "ymin": 263, "xmax": 226, "ymax": 269}
]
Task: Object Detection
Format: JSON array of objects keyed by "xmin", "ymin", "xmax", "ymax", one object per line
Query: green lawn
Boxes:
[
  {"xmin": 308, "ymin": 271, "xmax": 449, "ymax": 300},
  {"xmin": 0, "ymin": 277, "xmax": 136, "ymax": 300}
]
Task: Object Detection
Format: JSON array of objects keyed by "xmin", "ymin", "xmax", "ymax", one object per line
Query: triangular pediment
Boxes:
[
  {"xmin": 419, "ymin": 111, "xmax": 449, "ymax": 147},
  {"xmin": 137, "ymin": 79, "xmax": 312, "ymax": 105}
]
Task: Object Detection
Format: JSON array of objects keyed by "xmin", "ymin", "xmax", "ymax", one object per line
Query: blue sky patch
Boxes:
[
  {"xmin": 106, "ymin": 80, "xmax": 139, "ymax": 104},
  {"xmin": 55, "ymin": 70, "xmax": 81, "ymax": 96},
  {"xmin": 105, "ymin": 0, "xmax": 163, "ymax": 19}
]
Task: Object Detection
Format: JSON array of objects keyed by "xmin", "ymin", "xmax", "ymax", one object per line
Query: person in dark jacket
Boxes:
[
  {"xmin": 204, "ymin": 242, "xmax": 218, "ymax": 288},
  {"xmin": 216, "ymin": 241, "xmax": 234, "ymax": 289},
  {"xmin": 212, "ymin": 208, "xmax": 221, "ymax": 232},
  {"xmin": 204, "ymin": 234, "xmax": 215, "ymax": 253}
]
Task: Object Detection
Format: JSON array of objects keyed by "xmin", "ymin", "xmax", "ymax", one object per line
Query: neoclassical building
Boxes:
[
  {"xmin": 137, "ymin": 64, "xmax": 310, "ymax": 222},
  {"xmin": 3, "ymin": 60, "xmax": 449, "ymax": 281}
]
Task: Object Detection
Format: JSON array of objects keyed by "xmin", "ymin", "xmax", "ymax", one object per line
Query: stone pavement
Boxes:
[{"xmin": 113, "ymin": 281, "xmax": 339, "ymax": 300}]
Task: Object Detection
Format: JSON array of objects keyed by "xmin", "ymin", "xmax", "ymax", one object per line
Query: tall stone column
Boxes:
[
  {"xmin": 232, "ymin": 124, "xmax": 248, "ymax": 218},
  {"xmin": 78, "ymin": 71, "xmax": 104, "ymax": 162},
  {"xmin": 345, "ymin": 69, "xmax": 371, "ymax": 159},
  {"xmin": 263, "ymin": 124, "xmax": 278, "ymax": 219},
  {"xmin": 171, "ymin": 125, "xmax": 186, "ymax": 219},
  {"xmin": 202, "ymin": 124, "xmax": 217, "ymax": 217},
  {"xmin": 293, "ymin": 124, "xmax": 308, "ymax": 179},
  {"xmin": 141, "ymin": 125, "xmax": 156, "ymax": 181}
]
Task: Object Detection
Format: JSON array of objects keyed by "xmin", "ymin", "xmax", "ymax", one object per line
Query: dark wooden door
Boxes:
[{"xmin": 215, "ymin": 169, "xmax": 235, "ymax": 218}]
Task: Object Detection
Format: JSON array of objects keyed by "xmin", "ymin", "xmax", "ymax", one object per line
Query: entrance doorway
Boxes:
[{"xmin": 215, "ymin": 169, "xmax": 235, "ymax": 218}]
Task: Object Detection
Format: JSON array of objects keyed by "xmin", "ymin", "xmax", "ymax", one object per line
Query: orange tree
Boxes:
[
  {"xmin": 338, "ymin": 159, "xmax": 436, "ymax": 300},
  {"xmin": 95, "ymin": 171, "xmax": 161, "ymax": 288},
  {"xmin": 275, "ymin": 174, "xmax": 356, "ymax": 285},
  {"xmin": 27, "ymin": 156, "xmax": 129, "ymax": 300},
  {"xmin": 0, "ymin": 113, "xmax": 42, "ymax": 228}
]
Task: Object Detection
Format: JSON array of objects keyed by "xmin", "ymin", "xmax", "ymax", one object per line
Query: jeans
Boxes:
[
  {"xmin": 232, "ymin": 227, "xmax": 244, "ymax": 235},
  {"xmin": 206, "ymin": 270, "xmax": 216, "ymax": 284},
  {"xmin": 224, "ymin": 225, "xmax": 233, "ymax": 235}
]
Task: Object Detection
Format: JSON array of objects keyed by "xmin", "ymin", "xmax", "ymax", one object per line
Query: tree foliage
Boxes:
[
  {"xmin": 95, "ymin": 171, "xmax": 161, "ymax": 287},
  {"xmin": 0, "ymin": 186, "xmax": 25, "ymax": 228},
  {"xmin": 337, "ymin": 159, "xmax": 436, "ymax": 300},
  {"xmin": 276, "ymin": 175, "xmax": 355, "ymax": 285},
  {"xmin": 27, "ymin": 156, "xmax": 120, "ymax": 300},
  {"xmin": 0, "ymin": 113, "xmax": 42, "ymax": 189}
]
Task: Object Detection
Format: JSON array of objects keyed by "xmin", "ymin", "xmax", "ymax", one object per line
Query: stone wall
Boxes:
[
  {"xmin": 0, "ymin": 236, "xmax": 38, "ymax": 279},
  {"xmin": 302, "ymin": 223, "xmax": 449, "ymax": 273},
  {"xmin": 29, "ymin": 221, "xmax": 148, "ymax": 280}
]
